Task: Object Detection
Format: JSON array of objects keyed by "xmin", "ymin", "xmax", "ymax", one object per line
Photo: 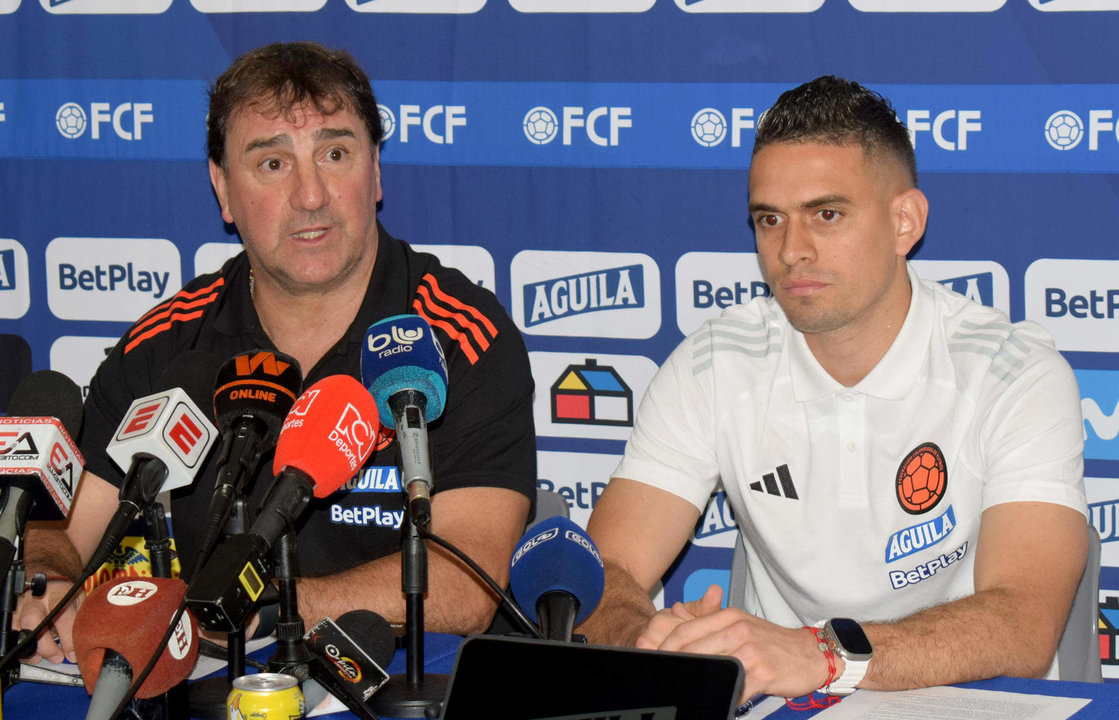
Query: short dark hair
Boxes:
[
  {"xmin": 207, "ymin": 41, "xmax": 383, "ymax": 167},
  {"xmin": 753, "ymin": 75, "xmax": 917, "ymax": 187}
]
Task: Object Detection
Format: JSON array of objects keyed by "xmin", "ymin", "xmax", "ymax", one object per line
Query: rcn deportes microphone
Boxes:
[
  {"xmin": 509, "ymin": 516, "xmax": 605, "ymax": 642},
  {"xmin": 360, "ymin": 315, "xmax": 448, "ymax": 528},
  {"xmin": 86, "ymin": 353, "xmax": 221, "ymax": 575},
  {"xmin": 72, "ymin": 577, "xmax": 200, "ymax": 720},
  {"xmin": 0, "ymin": 370, "xmax": 84, "ymax": 578},
  {"xmin": 186, "ymin": 375, "xmax": 379, "ymax": 633}
]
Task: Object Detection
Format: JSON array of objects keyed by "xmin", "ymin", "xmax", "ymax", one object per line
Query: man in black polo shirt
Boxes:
[{"xmin": 18, "ymin": 41, "xmax": 536, "ymax": 664}]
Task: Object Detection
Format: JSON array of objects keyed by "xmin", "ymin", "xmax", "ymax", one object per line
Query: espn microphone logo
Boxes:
[
  {"xmin": 330, "ymin": 404, "xmax": 376, "ymax": 473},
  {"xmin": 115, "ymin": 394, "xmax": 213, "ymax": 468}
]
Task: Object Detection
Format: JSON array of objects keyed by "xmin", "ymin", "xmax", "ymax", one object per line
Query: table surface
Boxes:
[{"xmin": 4, "ymin": 634, "xmax": 1119, "ymax": 719}]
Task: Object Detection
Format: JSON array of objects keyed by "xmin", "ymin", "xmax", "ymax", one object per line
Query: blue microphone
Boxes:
[
  {"xmin": 509, "ymin": 516, "xmax": 605, "ymax": 642},
  {"xmin": 360, "ymin": 314, "xmax": 449, "ymax": 527}
]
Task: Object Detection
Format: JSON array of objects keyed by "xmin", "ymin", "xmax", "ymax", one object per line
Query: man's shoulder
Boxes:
[
  {"xmin": 114, "ymin": 254, "xmax": 244, "ymax": 361},
  {"xmin": 923, "ymin": 278, "xmax": 1069, "ymax": 383},
  {"xmin": 683, "ymin": 295, "xmax": 787, "ymax": 369},
  {"xmin": 396, "ymin": 240, "xmax": 522, "ymax": 368}
]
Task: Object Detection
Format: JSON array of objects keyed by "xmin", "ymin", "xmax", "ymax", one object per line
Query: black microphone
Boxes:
[
  {"xmin": 509, "ymin": 516, "xmax": 605, "ymax": 642},
  {"xmin": 186, "ymin": 376, "xmax": 379, "ymax": 633},
  {"xmin": 191, "ymin": 350, "xmax": 302, "ymax": 575},
  {"xmin": 0, "ymin": 370, "xmax": 84, "ymax": 580},
  {"xmin": 84, "ymin": 352, "xmax": 221, "ymax": 577},
  {"xmin": 302, "ymin": 610, "xmax": 394, "ymax": 718},
  {"xmin": 360, "ymin": 315, "xmax": 449, "ymax": 528}
]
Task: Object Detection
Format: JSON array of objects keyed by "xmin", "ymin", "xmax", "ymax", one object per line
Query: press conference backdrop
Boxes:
[{"xmin": 2, "ymin": 0, "xmax": 1119, "ymax": 678}]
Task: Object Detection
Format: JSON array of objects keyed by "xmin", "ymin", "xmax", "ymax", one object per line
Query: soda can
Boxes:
[{"xmin": 227, "ymin": 672, "xmax": 305, "ymax": 720}]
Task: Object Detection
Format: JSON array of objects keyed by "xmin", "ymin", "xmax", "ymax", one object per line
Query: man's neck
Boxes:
[
  {"xmin": 804, "ymin": 275, "xmax": 913, "ymax": 388},
  {"xmin": 251, "ymin": 268, "xmax": 372, "ymax": 375}
]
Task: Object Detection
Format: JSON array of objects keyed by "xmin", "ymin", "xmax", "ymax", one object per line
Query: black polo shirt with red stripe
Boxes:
[{"xmin": 81, "ymin": 226, "xmax": 536, "ymax": 579}]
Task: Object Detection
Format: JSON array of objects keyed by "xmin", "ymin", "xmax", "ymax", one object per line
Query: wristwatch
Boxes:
[{"xmin": 821, "ymin": 618, "xmax": 873, "ymax": 696}]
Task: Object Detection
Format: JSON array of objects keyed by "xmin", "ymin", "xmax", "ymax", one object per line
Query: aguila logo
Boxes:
[{"xmin": 896, "ymin": 442, "xmax": 947, "ymax": 515}]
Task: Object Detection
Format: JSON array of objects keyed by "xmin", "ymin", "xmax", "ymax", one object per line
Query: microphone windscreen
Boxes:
[
  {"xmin": 509, "ymin": 516, "xmax": 605, "ymax": 626},
  {"xmin": 212, "ymin": 349, "xmax": 302, "ymax": 442},
  {"xmin": 73, "ymin": 577, "xmax": 200, "ymax": 698},
  {"xmin": 156, "ymin": 351, "xmax": 222, "ymax": 421},
  {"xmin": 7, "ymin": 370, "xmax": 83, "ymax": 440},
  {"xmin": 360, "ymin": 315, "xmax": 448, "ymax": 428},
  {"xmin": 335, "ymin": 609, "xmax": 395, "ymax": 667},
  {"xmin": 273, "ymin": 375, "xmax": 380, "ymax": 498}
]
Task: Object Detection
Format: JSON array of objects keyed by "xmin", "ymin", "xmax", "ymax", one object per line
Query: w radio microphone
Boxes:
[
  {"xmin": 509, "ymin": 516, "xmax": 605, "ymax": 642},
  {"xmin": 361, "ymin": 315, "xmax": 448, "ymax": 527}
]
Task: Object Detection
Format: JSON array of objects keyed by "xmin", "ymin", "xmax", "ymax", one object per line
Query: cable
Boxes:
[{"xmin": 417, "ymin": 525, "xmax": 544, "ymax": 641}]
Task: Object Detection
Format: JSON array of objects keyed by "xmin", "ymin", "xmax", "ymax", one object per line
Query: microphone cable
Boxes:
[{"xmin": 416, "ymin": 524, "xmax": 543, "ymax": 641}]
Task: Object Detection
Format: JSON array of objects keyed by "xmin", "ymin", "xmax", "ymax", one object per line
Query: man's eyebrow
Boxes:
[
  {"xmin": 747, "ymin": 201, "xmax": 779, "ymax": 214},
  {"xmin": 314, "ymin": 127, "xmax": 357, "ymax": 142},
  {"xmin": 802, "ymin": 194, "xmax": 851, "ymax": 209},
  {"xmin": 241, "ymin": 127, "xmax": 358, "ymax": 155},
  {"xmin": 243, "ymin": 133, "xmax": 292, "ymax": 155}
]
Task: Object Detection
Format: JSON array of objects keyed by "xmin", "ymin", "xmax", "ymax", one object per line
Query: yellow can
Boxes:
[{"xmin": 226, "ymin": 672, "xmax": 305, "ymax": 720}]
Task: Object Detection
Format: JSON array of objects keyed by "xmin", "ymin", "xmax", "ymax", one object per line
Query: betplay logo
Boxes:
[
  {"xmin": 851, "ymin": 0, "xmax": 1004, "ymax": 10},
  {"xmin": 46, "ymin": 237, "xmax": 181, "ymax": 322},
  {"xmin": 412, "ymin": 244, "xmax": 495, "ymax": 290},
  {"xmin": 191, "ymin": 0, "xmax": 325, "ymax": 13},
  {"xmin": 1030, "ymin": 0, "xmax": 1119, "ymax": 10},
  {"xmin": 510, "ymin": 0, "xmax": 650, "ymax": 12},
  {"xmin": 43, "ymin": 0, "xmax": 171, "ymax": 14},
  {"xmin": 346, "ymin": 0, "xmax": 484, "ymax": 13},
  {"xmin": 1024, "ymin": 258, "xmax": 1119, "ymax": 352}
]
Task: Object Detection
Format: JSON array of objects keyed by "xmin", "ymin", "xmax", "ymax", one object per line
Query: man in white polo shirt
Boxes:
[{"xmin": 582, "ymin": 76, "xmax": 1088, "ymax": 703}]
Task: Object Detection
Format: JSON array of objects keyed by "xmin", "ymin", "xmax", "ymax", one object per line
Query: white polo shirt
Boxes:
[{"xmin": 615, "ymin": 265, "xmax": 1086, "ymax": 628}]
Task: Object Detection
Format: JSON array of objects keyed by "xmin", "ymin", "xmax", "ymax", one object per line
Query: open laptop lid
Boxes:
[{"xmin": 440, "ymin": 635, "xmax": 744, "ymax": 720}]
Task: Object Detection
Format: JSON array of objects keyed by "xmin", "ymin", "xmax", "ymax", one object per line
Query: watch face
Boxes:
[{"xmin": 831, "ymin": 618, "xmax": 872, "ymax": 655}]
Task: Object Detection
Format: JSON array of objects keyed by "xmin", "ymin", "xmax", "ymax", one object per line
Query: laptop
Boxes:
[{"xmin": 439, "ymin": 635, "xmax": 744, "ymax": 720}]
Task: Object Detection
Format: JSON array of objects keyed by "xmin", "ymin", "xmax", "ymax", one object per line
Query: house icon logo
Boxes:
[{"xmin": 550, "ymin": 358, "xmax": 634, "ymax": 427}]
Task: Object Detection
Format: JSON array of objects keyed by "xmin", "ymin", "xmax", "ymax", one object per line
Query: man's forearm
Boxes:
[
  {"xmin": 295, "ymin": 543, "xmax": 503, "ymax": 636},
  {"xmin": 862, "ymin": 586, "xmax": 1063, "ymax": 689},
  {"xmin": 578, "ymin": 560, "xmax": 656, "ymax": 648},
  {"xmin": 24, "ymin": 524, "xmax": 83, "ymax": 581}
]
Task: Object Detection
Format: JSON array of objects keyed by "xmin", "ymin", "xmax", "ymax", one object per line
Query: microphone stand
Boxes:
[
  {"xmin": 188, "ymin": 496, "xmax": 251, "ymax": 720},
  {"xmin": 369, "ymin": 513, "xmax": 447, "ymax": 719},
  {"xmin": 266, "ymin": 531, "xmax": 313, "ymax": 681},
  {"xmin": 139, "ymin": 501, "xmax": 188, "ymax": 720}
]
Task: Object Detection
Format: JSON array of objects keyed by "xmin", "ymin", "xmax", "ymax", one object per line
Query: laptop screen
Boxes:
[{"xmin": 440, "ymin": 636, "xmax": 744, "ymax": 720}]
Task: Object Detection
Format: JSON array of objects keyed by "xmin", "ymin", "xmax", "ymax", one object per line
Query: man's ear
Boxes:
[
  {"xmin": 893, "ymin": 188, "xmax": 929, "ymax": 257},
  {"xmin": 373, "ymin": 146, "xmax": 383, "ymax": 204},
  {"xmin": 209, "ymin": 159, "xmax": 235, "ymax": 225}
]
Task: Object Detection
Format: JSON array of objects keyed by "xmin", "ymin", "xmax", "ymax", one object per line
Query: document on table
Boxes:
[{"xmin": 815, "ymin": 685, "xmax": 1089, "ymax": 720}]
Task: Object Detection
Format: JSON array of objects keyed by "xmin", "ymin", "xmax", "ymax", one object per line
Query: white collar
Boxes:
[{"xmin": 789, "ymin": 264, "xmax": 932, "ymax": 402}]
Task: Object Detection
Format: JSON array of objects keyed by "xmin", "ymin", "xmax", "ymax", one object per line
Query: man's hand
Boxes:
[
  {"xmin": 638, "ymin": 584, "xmax": 834, "ymax": 701},
  {"xmin": 14, "ymin": 579, "xmax": 82, "ymax": 665}
]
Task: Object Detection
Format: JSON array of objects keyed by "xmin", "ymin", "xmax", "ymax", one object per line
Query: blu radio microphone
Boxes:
[
  {"xmin": 186, "ymin": 375, "xmax": 379, "ymax": 633},
  {"xmin": 193, "ymin": 350, "xmax": 302, "ymax": 574},
  {"xmin": 509, "ymin": 516, "xmax": 605, "ymax": 642},
  {"xmin": 0, "ymin": 370, "xmax": 84, "ymax": 579},
  {"xmin": 360, "ymin": 315, "xmax": 448, "ymax": 527},
  {"xmin": 301, "ymin": 610, "xmax": 394, "ymax": 718},
  {"xmin": 73, "ymin": 577, "xmax": 200, "ymax": 720},
  {"xmin": 84, "ymin": 352, "xmax": 221, "ymax": 577}
]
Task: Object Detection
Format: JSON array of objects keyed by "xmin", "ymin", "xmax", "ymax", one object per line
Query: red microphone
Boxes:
[
  {"xmin": 73, "ymin": 577, "xmax": 199, "ymax": 718},
  {"xmin": 186, "ymin": 375, "xmax": 379, "ymax": 633}
]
